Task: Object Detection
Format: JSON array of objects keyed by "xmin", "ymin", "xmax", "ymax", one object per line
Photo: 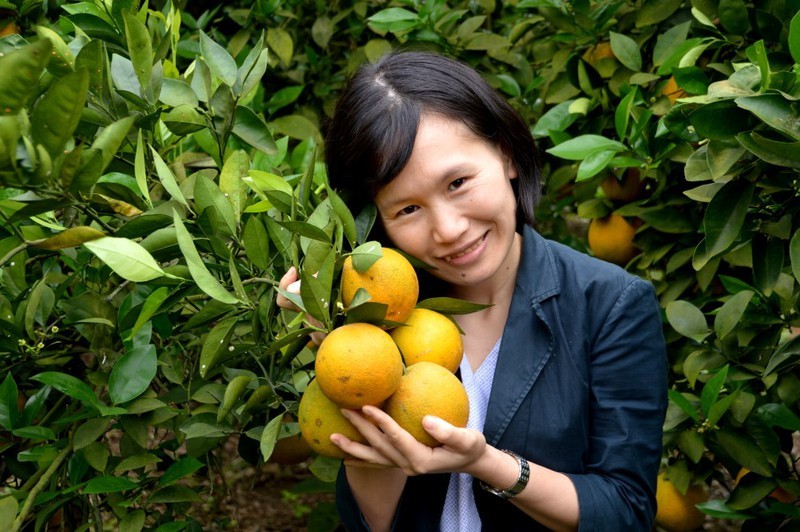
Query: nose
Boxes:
[{"xmin": 430, "ymin": 202, "xmax": 468, "ymax": 245}]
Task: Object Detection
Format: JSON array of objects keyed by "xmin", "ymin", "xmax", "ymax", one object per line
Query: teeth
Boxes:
[{"xmin": 445, "ymin": 239, "xmax": 481, "ymax": 263}]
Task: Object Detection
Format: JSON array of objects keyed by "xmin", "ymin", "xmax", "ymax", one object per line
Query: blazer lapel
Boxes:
[{"xmin": 483, "ymin": 227, "xmax": 560, "ymax": 446}]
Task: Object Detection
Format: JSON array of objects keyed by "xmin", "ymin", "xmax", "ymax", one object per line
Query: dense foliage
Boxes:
[{"xmin": 1, "ymin": 0, "xmax": 799, "ymax": 530}]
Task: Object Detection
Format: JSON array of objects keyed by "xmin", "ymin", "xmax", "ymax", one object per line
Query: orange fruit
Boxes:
[
  {"xmin": 341, "ymin": 248, "xmax": 419, "ymax": 325},
  {"xmin": 315, "ymin": 322, "xmax": 404, "ymax": 408},
  {"xmin": 298, "ymin": 379, "xmax": 366, "ymax": 459},
  {"xmin": 383, "ymin": 362, "xmax": 469, "ymax": 447},
  {"xmin": 581, "ymin": 41, "xmax": 618, "ymax": 77},
  {"xmin": 600, "ymin": 168, "xmax": 646, "ymax": 202},
  {"xmin": 390, "ymin": 308, "xmax": 463, "ymax": 373},
  {"xmin": 655, "ymin": 472, "xmax": 708, "ymax": 531},
  {"xmin": 0, "ymin": 20, "xmax": 18, "ymax": 37},
  {"xmin": 268, "ymin": 415, "xmax": 313, "ymax": 465},
  {"xmin": 587, "ymin": 214, "xmax": 639, "ymax": 266},
  {"xmin": 662, "ymin": 76, "xmax": 687, "ymax": 104}
]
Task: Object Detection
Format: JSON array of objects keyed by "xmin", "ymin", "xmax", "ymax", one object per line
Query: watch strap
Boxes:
[{"xmin": 479, "ymin": 449, "xmax": 530, "ymax": 499}]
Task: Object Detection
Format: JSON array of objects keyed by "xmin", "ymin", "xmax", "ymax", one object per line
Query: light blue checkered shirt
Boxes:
[{"xmin": 440, "ymin": 337, "xmax": 501, "ymax": 532}]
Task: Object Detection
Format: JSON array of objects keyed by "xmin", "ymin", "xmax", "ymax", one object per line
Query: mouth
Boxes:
[{"xmin": 443, "ymin": 233, "xmax": 487, "ymax": 263}]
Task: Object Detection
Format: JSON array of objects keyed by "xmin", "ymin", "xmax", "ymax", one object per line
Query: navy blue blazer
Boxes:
[{"xmin": 337, "ymin": 226, "xmax": 668, "ymax": 531}]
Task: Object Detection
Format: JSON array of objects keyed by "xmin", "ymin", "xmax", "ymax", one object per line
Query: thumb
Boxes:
[{"xmin": 422, "ymin": 415, "xmax": 456, "ymax": 443}]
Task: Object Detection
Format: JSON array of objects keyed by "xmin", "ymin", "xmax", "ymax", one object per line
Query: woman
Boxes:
[{"xmin": 279, "ymin": 51, "xmax": 667, "ymax": 531}]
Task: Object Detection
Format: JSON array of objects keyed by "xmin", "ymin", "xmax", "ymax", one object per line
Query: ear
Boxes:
[{"xmin": 505, "ymin": 154, "xmax": 518, "ymax": 180}]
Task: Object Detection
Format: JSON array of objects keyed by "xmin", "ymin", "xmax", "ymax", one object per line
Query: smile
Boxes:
[{"xmin": 444, "ymin": 235, "xmax": 486, "ymax": 263}]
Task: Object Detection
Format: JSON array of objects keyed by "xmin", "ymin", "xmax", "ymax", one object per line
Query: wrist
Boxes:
[{"xmin": 478, "ymin": 449, "xmax": 530, "ymax": 499}]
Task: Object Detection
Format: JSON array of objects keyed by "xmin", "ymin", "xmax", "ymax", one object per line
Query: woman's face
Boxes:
[{"xmin": 374, "ymin": 113, "xmax": 521, "ymax": 290}]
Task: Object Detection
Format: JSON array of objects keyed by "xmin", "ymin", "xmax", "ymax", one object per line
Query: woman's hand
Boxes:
[
  {"xmin": 276, "ymin": 266, "xmax": 327, "ymax": 346},
  {"xmin": 331, "ymin": 405, "xmax": 489, "ymax": 477}
]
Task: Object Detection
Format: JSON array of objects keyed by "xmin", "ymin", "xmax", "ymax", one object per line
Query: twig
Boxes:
[
  {"xmin": 0, "ymin": 242, "xmax": 28, "ymax": 268},
  {"xmin": 12, "ymin": 441, "xmax": 73, "ymax": 532}
]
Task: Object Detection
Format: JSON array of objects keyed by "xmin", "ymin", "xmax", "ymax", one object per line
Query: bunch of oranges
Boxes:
[{"xmin": 298, "ymin": 248, "xmax": 470, "ymax": 458}]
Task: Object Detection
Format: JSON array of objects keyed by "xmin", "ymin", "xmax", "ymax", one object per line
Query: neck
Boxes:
[{"xmin": 447, "ymin": 231, "xmax": 522, "ymax": 308}]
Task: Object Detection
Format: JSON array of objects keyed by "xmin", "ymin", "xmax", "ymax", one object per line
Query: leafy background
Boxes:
[{"xmin": 1, "ymin": 0, "xmax": 799, "ymax": 530}]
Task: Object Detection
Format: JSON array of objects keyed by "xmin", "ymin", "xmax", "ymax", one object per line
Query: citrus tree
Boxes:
[{"xmin": 3, "ymin": 0, "xmax": 800, "ymax": 530}]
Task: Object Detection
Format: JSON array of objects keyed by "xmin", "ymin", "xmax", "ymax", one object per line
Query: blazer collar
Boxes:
[
  {"xmin": 516, "ymin": 225, "xmax": 562, "ymax": 304},
  {"xmin": 483, "ymin": 226, "xmax": 561, "ymax": 445}
]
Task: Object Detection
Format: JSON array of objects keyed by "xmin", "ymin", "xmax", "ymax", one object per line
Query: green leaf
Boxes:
[
  {"xmin": 666, "ymin": 300, "xmax": 710, "ymax": 342},
  {"xmin": 73, "ymin": 417, "xmax": 110, "ymax": 450},
  {"xmin": 677, "ymin": 429, "xmax": 705, "ymax": 463},
  {"xmin": 576, "ymin": 150, "xmax": 616, "ymax": 181},
  {"xmin": 130, "ymin": 287, "xmax": 170, "ymax": 337},
  {"xmin": 84, "ymin": 237, "xmax": 165, "ymax": 282},
  {"xmin": 790, "ymin": 11, "xmax": 800, "ymax": 65},
  {"xmin": 532, "ymin": 100, "xmax": 579, "ymax": 138},
  {"xmin": 696, "ymin": 500, "xmax": 754, "ymax": 520},
  {"xmin": 109, "ymin": 344, "xmax": 157, "ymax": 404},
  {"xmin": 328, "ymin": 186, "xmax": 357, "ymax": 248},
  {"xmin": 614, "ymin": 89, "xmax": 637, "ymax": 141},
  {"xmin": 267, "ymin": 27, "xmax": 294, "ymax": 66},
  {"xmin": 0, "ymin": 496, "xmax": 19, "ymax": 530},
  {"xmin": 736, "ymin": 132, "xmax": 800, "ymax": 168},
  {"xmin": 417, "ymin": 297, "xmax": 493, "ymax": 315},
  {"xmin": 757, "ymin": 403, "xmax": 800, "ymax": 431},
  {"xmin": 0, "ymin": 373, "xmax": 19, "ymax": 430},
  {"xmin": 700, "ymin": 364, "xmax": 729, "ymax": 417},
  {"xmin": 150, "ymin": 485, "xmax": 202, "ymax": 503},
  {"xmin": 150, "ymin": 147, "xmax": 189, "ymax": 208},
  {"xmin": 716, "ymin": 428, "xmax": 772, "ymax": 477},
  {"xmin": 707, "ymin": 389, "xmax": 739, "ymax": 427},
  {"xmin": 158, "ymin": 457, "xmax": 204, "ymax": 487},
  {"xmin": 701, "ymin": 180, "xmax": 754, "ymax": 261},
  {"xmin": 172, "ymin": 212, "xmax": 239, "ymax": 305},
  {"xmin": 277, "ymin": 221, "xmax": 331, "ymax": 243},
  {"xmin": 546, "ymin": 135, "xmax": 626, "ymax": 160},
  {"xmin": 260, "ymin": 414, "xmax": 283, "ymax": 462},
  {"xmin": 609, "ymin": 32, "xmax": 642, "ymax": 71},
  {"xmin": 114, "ymin": 453, "xmax": 161, "ymax": 473},
  {"xmin": 31, "ymin": 372, "xmax": 117, "ymax": 415},
  {"xmin": 728, "ymin": 474, "xmax": 777, "ymax": 510},
  {"xmin": 718, "ymin": 0, "xmax": 749, "ymax": 35},
  {"xmin": 707, "ymin": 140, "xmax": 745, "ymax": 180},
  {"xmin": 242, "ymin": 217, "xmax": 270, "ymax": 271},
  {"xmin": 752, "ymin": 234, "xmax": 783, "ymax": 295},
  {"xmin": 233, "ymin": 107, "xmax": 276, "ymax": 155},
  {"xmin": 83, "ymin": 475, "xmax": 139, "ymax": 494},
  {"xmin": 123, "ymin": 9, "xmax": 152, "ymax": 95},
  {"xmin": 791, "ymin": 229, "xmax": 800, "ymax": 284},
  {"xmin": 636, "ymin": 0, "xmax": 682, "ymax": 26},
  {"xmin": 119, "ymin": 510, "xmax": 145, "ymax": 532},
  {"xmin": 367, "ymin": 8, "xmax": 420, "ymax": 34},
  {"xmin": 714, "ymin": 290, "xmax": 753, "ymax": 340},
  {"xmin": 736, "ymin": 94, "xmax": 800, "ymax": 141},
  {"xmin": 30, "ymin": 68, "xmax": 89, "ymax": 158},
  {"xmin": 194, "ymin": 174, "xmax": 237, "ymax": 236},
  {"xmin": 31, "ymin": 226, "xmax": 106, "ymax": 250},
  {"xmin": 350, "ymin": 241, "xmax": 383, "ymax": 272},
  {"xmin": 198, "ymin": 315, "xmax": 239, "ymax": 378},
  {"xmin": 236, "ymin": 33, "xmax": 268, "ymax": 99},
  {"xmin": 82, "ymin": 441, "xmax": 109, "ymax": 472},
  {"xmin": 199, "ymin": 30, "xmax": 237, "ymax": 86}
]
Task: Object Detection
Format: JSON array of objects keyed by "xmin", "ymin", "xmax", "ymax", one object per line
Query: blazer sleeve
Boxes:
[{"xmin": 565, "ymin": 278, "xmax": 668, "ymax": 530}]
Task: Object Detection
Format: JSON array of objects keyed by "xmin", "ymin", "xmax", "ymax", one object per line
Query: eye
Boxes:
[
  {"xmin": 398, "ymin": 205, "xmax": 419, "ymax": 216},
  {"xmin": 448, "ymin": 177, "xmax": 466, "ymax": 191}
]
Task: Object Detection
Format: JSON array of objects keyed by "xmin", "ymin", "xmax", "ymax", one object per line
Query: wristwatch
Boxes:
[{"xmin": 479, "ymin": 449, "xmax": 531, "ymax": 499}]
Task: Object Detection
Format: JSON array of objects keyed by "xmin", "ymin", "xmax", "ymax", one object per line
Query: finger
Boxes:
[
  {"xmin": 276, "ymin": 267, "xmax": 299, "ymax": 310},
  {"xmin": 422, "ymin": 416, "xmax": 486, "ymax": 461},
  {"xmin": 341, "ymin": 408, "xmax": 412, "ymax": 466},
  {"xmin": 331, "ymin": 432, "xmax": 394, "ymax": 467},
  {"xmin": 278, "ymin": 266, "xmax": 298, "ymax": 289}
]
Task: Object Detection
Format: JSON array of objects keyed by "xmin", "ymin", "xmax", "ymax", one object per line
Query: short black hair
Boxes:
[{"xmin": 325, "ymin": 51, "xmax": 541, "ymax": 229}]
